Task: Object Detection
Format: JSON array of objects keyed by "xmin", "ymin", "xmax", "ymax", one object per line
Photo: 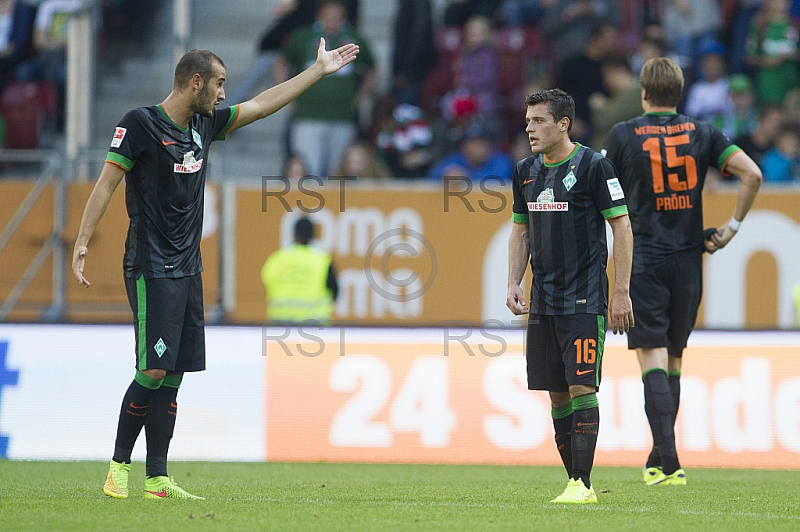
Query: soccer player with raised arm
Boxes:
[
  {"xmin": 604, "ymin": 57, "xmax": 762, "ymax": 486},
  {"xmin": 507, "ymin": 89, "xmax": 634, "ymax": 504},
  {"xmin": 72, "ymin": 41, "xmax": 359, "ymax": 500}
]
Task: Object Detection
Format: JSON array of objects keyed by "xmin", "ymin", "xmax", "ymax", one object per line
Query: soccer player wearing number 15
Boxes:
[{"xmin": 603, "ymin": 57, "xmax": 762, "ymax": 486}]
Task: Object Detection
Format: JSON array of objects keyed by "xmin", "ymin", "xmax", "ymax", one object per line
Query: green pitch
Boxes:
[{"xmin": 1, "ymin": 461, "xmax": 798, "ymax": 531}]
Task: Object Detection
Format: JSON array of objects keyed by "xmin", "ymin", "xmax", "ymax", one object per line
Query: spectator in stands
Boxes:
[
  {"xmin": 729, "ymin": 0, "xmax": 765, "ymax": 75},
  {"xmin": 502, "ymin": 0, "xmax": 554, "ymax": 27},
  {"xmin": 555, "ymin": 19, "xmax": 619, "ymax": 145},
  {"xmin": 374, "ymin": 101, "xmax": 435, "ymax": 179},
  {"xmin": 542, "ymin": 0, "xmax": 618, "ymax": 68},
  {"xmin": 746, "ymin": 0, "xmax": 800, "ymax": 106},
  {"xmin": 33, "ymin": 0, "xmax": 82, "ymax": 130},
  {"xmin": 454, "ymin": 15, "xmax": 500, "ymax": 118},
  {"xmin": 685, "ymin": 41, "xmax": 733, "ymax": 123},
  {"xmin": 429, "ymin": 116, "xmax": 513, "ymax": 182},
  {"xmin": 733, "ymin": 103, "xmax": 784, "ymax": 171},
  {"xmin": 660, "ymin": 0, "xmax": 723, "ymax": 81},
  {"xmin": 0, "ymin": 0, "xmax": 36, "ymax": 85},
  {"xmin": 713, "ymin": 74, "xmax": 759, "ymax": 140},
  {"xmin": 282, "ymin": 155, "xmax": 309, "ymax": 181},
  {"xmin": 589, "ymin": 54, "xmax": 641, "ymax": 151},
  {"xmin": 0, "ymin": 1, "xmax": 17, "ymax": 78},
  {"xmin": 228, "ymin": 0, "xmax": 359, "ymax": 104},
  {"xmin": 391, "ymin": 0, "xmax": 437, "ymax": 107},
  {"xmin": 630, "ymin": 33, "xmax": 668, "ymax": 75},
  {"xmin": 275, "ymin": 0, "xmax": 375, "ymax": 178},
  {"xmin": 331, "ymin": 142, "xmax": 393, "ymax": 178},
  {"xmin": 442, "ymin": 0, "xmax": 503, "ymax": 27},
  {"xmin": 783, "ymin": 86, "xmax": 800, "ymax": 123},
  {"xmin": 761, "ymin": 122, "xmax": 800, "ymax": 181}
]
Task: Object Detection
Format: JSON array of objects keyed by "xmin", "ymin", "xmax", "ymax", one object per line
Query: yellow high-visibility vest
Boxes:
[{"xmin": 261, "ymin": 244, "xmax": 334, "ymax": 324}]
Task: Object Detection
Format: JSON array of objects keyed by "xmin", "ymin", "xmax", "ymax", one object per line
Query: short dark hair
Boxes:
[
  {"xmin": 525, "ymin": 89, "xmax": 575, "ymax": 132},
  {"xmin": 173, "ymin": 49, "xmax": 225, "ymax": 89},
  {"xmin": 294, "ymin": 217, "xmax": 314, "ymax": 244},
  {"xmin": 640, "ymin": 57, "xmax": 684, "ymax": 108},
  {"xmin": 317, "ymin": 0, "xmax": 347, "ymax": 14}
]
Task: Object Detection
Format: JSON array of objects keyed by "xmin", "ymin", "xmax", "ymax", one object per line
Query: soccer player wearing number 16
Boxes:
[
  {"xmin": 604, "ymin": 57, "xmax": 762, "ymax": 486},
  {"xmin": 507, "ymin": 89, "xmax": 635, "ymax": 504}
]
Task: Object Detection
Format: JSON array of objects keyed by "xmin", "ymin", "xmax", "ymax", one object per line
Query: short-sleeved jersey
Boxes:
[
  {"xmin": 604, "ymin": 112, "xmax": 741, "ymax": 272},
  {"xmin": 512, "ymin": 143, "xmax": 629, "ymax": 315},
  {"xmin": 106, "ymin": 104, "xmax": 239, "ymax": 279}
]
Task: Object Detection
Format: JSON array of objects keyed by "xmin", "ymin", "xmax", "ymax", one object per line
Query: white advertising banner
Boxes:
[
  {"xmin": 0, "ymin": 324, "xmax": 265, "ymax": 460},
  {"xmin": 0, "ymin": 325, "xmax": 798, "ymax": 469}
]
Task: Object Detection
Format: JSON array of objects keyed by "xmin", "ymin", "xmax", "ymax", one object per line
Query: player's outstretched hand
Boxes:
[
  {"xmin": 609, "ymin": 292, "xmax": 634, "ymax": 334},
  {"xmin": 316, "ymin": 37, "xmax": 360, "ymax": 76},
  {"xmin": 506, "ymin": 285, "xmax": 529, "ymax": 315},
  {"xmin": 72, "ymin": 244, "xmax": 90, "ymax": 287},
  {"xmin": 706, "ymin": 225, "xmax": 736, "ymax": 254}
]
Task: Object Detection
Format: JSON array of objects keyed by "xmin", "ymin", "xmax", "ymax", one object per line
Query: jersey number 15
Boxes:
[{"xmin": 642, "ymin": 135, "xmax": 697, "ymax": 193}]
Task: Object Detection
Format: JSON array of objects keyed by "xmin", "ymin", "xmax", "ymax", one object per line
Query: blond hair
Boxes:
[{"xmin": 640, "ymin": 57, "xmax": 684, "ymax": 108}]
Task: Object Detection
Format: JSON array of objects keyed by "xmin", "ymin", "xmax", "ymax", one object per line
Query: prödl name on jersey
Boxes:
[{"xmin": 174, "ymin": 150, "xmax": 204, "ymax": 173}]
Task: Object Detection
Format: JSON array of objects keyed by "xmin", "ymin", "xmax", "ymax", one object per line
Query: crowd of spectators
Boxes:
[
  {"xmin": 0, "ymin": 0, "xmax": 165, "ymax": 148},
  {"xmin": 251, "ymin": 0, "xmax": 800, "ymax": 184},
  {"xmin": 2, "ymin": 0, "xmax": 799, "ymax": 185}
]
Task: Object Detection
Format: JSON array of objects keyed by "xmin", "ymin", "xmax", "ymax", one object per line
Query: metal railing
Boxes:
[{"xmin": 0, "ymin": 149, "xmax": 65, "ymax": 321}]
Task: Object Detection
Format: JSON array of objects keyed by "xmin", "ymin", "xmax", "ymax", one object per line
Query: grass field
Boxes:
[{"xmin": 1, "ymin": 461, "xmax": 798, "ymax": 531}]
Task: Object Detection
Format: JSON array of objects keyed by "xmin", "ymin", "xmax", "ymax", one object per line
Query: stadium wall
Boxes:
[
  {"xmin": 1, "ymin": 324, "xmax": 799, "ymax": 469},
  {"xmin": 1, "ymin": 182, "xmax": 799, "ymax": 328}
]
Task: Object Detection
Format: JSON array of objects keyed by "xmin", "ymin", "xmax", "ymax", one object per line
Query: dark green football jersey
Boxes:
[
  {"xmin": 512, "ymin": 143, "xmax": 628, "ymax": 315},
  {"xmin": 106, "ymin": 104, "xmax": 239, "ymax": 279}
]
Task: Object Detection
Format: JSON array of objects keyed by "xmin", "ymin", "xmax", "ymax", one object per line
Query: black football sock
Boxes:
[
  {"xmin": 551, "ymin": 404, "xmax": 574, "ymax": 479},
  {"xmin": 643, "ymin": 369, "xmax": 661, "ymax": 468},
  {"xmin": 646, "ymin": 445, "xmax": 661, "ymax": 469},
  {"xmin": 643, "ymin": 369, "xmax": 681, "ymax": 475},
  {"xmin": 145, "ymin": 376, "xmax": 181, "ymax": 478},
  {"xmin": 570, "ymin": 394, "xmax": 599, "ymax": 489},
  {"xmin": 669, "ymin": 371, "xmax": 681, "ymax": 426},
  {"xmin": 111, "ymin": 372, "xmax": 163, "ymax": 464}
]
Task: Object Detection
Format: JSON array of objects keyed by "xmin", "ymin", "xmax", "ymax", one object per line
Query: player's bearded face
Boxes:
[{"xmin": 193, "ymin": 82, "xmax": 217, "ymax": 117}]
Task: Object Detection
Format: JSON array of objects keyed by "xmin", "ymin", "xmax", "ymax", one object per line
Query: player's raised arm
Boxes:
[
  {"xmin": 72, "ymin": 162, "xmax": 127, "ymax": 287},
  {"xmin": 231, "ymin": 37, "xmax": 360, "ymax": 131}
]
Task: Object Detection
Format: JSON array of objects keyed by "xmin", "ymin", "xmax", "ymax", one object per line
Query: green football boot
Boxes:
[
  {"xmin": 103, "ymin": 460, "xmax": 131, "ymax": 499},
  {"xmin": 143, "ymin": 476, "xmax": 205, "ymax": 500}
]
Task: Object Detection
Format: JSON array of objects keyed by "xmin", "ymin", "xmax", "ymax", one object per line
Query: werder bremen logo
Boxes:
[
  {"xmin": 537, "ymin": 188, "xmax": 555, "ymax": 203},
  {"xmin": 154, "ymin": 338, "xmax": 167, "ymax": 358},
  {"xmin": 563, "ymin": 171, "xmax": 577, "ymax": 191}
]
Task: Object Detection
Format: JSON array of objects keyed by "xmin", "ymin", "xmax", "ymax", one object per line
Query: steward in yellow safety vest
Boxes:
[{"xmin": 261, "ymin": 217, "xmax": 338, "ymax": 324}]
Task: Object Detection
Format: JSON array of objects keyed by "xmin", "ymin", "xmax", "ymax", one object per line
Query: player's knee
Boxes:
[
  {"xmin": 569, "ymin": 385, "xmax": 597, "ymax": 401},
  {"xmin": 141, "ymin": 368, "xmax": 167, "ymax": 382},
  {"xmin": 162, "ymin": 374, "xmax": 183, "ymax": 389},
  {"xmin": 549, "ymin": 390, "xmax": 571, "ymax": 408}
]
